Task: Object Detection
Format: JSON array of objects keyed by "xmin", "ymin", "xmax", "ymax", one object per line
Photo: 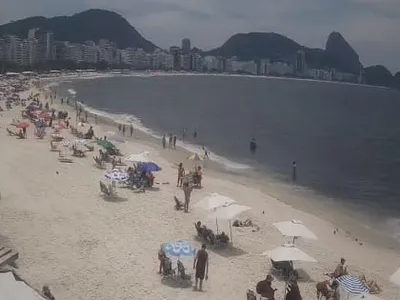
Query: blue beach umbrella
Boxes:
[
  {"xmin": 163, "ymin": 240, "xmax": 196, "ymax": 257},
  {"xmin": 139, "ymin": 162, "xmax": 161, "ymax": 172}
]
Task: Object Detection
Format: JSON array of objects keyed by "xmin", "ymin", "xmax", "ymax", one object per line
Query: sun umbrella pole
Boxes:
[{"xmin": 229, "ymin": 220, "xmax": 233, "ymax": 244}]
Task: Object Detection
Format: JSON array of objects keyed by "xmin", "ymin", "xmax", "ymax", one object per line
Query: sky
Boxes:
[{"xmin": 0, "ymin": 0, "xmax": 399, "ymax": 73}]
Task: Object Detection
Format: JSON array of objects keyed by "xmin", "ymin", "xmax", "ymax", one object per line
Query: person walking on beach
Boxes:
[
  {"xmin": 122, "ymin": 125, "xmax": 126, "ymax": 136},
  {"xmin": 118, "ymin": 123, "xmax": 122, "ymax": 132},
  {"xmin": 177, "ymin": 163, "xmax": 185, "ymax": 187},
  {"xmin": 168, "ymin": 133, "xmax": 173, "ymax": 148},
  {"xmin": 85, "ymin": 112, "xmax": 88, "ymax": 122},
  {"xmin": 193, "ymin": 244, "xmax": 209, "ymax": 291},
  {"xmin": 61, "ymin": 98, "xmax": 64, "ymax": 104},
  {"xmin": 292, "ymin": 161, "xmax": 297, "ymax": 182},
  {"xmin": 183, "ymin": 181, "xmax": 193, "ymax": 212},
  {"xmin": 173, "ymin": 135, "xmax": 177, "ymax": 149},
  {"xmin": 162, "ymin": 134, "xmax": 166, "ymax": 149},
  {"xmin": 130, "ymin": 124, "xmax": 133, "ymax": 137}
]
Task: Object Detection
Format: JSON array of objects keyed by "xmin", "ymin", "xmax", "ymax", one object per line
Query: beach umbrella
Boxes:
[
  {"xmin": 125, "ymin": 151, "xmax": 150, "ymax": 163},
  {"xmin": 261, "ymin": 243, "xmax": 317, "ymax": 262},
  {"xmin": 97, "ymin": 139, "xmax": 115, "ymax": 150},
  {"xmin": 139, "ymin": 162, "xmax": 161, "ymax": 172},
  {"xmin": 390, "ymin": 267, "xmax": 400, "ymax": 286},
  {"xmin": 207, "ymin": 204, "xmax": 251, "ymax": 221},
  {"xmin": 163, "ymin": 240, "xmax": 196, "ymax": 258},
  {"xmin": 104, "ymin": 169, "xmax": 128, "ymax": 182},
  {"xmin": 188, "ymin": 153, "xmax": 204, "ymax": 161},
  {"xmin": 106, "ymin": 133, "xmax": 125, "ymax": 143},
  {"xmin": 195, "ymin": 193, "xmax": 236, "ymax": 210},
  {"xmin": 336, "ymin": 275, "xmax": 370, "ymax": 295},
  {"xmin": 16, "ymin": 122, "xmax": 30, "ymax": 129},
  {"xmin": 73, "ymin": 139, "xmax": 88, "ymax": 146},
  {"xmin": 273, "ymin": 220, "xmax": 317, "ymax": 243},
  {"xmin": 207, "ymin": 204, "xmax": 251, "ymax": 242}
]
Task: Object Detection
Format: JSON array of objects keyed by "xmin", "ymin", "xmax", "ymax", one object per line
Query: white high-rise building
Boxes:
[
  {"xmin": 181, "ymin": 38, "xmax": 191, "ymax": 54},
  {"xmin": 82, "ymin": 41, "xmax": 98, "ymax": 64}
]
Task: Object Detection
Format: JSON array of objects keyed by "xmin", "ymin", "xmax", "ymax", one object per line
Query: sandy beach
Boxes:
[{"xmin": 0, "ymin": 76, "xmax": 399, "ymax": 300}]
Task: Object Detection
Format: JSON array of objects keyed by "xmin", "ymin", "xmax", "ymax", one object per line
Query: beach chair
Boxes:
[
  {"xmin": 162, "ymin": 257, "xmax": 176, "ymax": 279},
  {"xmin": 73, "ymin": 148, "xmax": 86, "ymax": 157},
  {"xmin": 209, "ymin": 231, "xmax": 229, "ymax": 247},
  {"xmin": 246, "ymin": 290, "xmax": 257, "ymax": 300},
  {"xmin": 85, "ymin": 144, "xmax": 94, "ymax": 152},
  {"xmin": 50, "ymin": 141, "xmax": 58, "ymax": 152},
  {"xmin": 174, "ymin": 196, "xmax": 183, "ymax": 210},
  {"xmin": 6, "ymin": 128, "xmax": 17, "ymax": 136},
  {"xmin": 177, "ymin": 260, "xmax": 191, "ymax": 280},
  {"xmin": 93, "ymin": 156, "xmax": 106, "ymax": 169}
]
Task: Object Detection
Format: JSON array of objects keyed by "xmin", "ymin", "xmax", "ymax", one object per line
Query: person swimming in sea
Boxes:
[{"xmin": 250, "ymin": 138, "xmax": 257, "ymax": 153}]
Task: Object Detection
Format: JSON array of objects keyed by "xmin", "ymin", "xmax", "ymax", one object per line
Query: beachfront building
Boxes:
[
  {"xmin": 295, "ymin": 50, "xmax": 307, "ymax": 76},
  {"xmin": 268, "ymin": 62, "xmax": 294, "ymax": 76},
  {"xmin": 181, "ymin": 38, "xmax": 191, "ymax": 54},
  {"xmin": 82, "ymin": 41, "xmax": 98, "ymax": 64},
  {"xmin": 180, "ymin": 54, "xmax": 191, "ymax": 70},
  {"xmin": 231, "ymin": 60, "xmax": 257, "ymax": 75}
]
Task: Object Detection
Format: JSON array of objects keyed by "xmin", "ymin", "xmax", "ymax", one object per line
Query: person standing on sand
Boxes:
[
  {"xmin": 85, "ymin": 112, "xmax": 88, "ymax": 122},
  {"xmin": 118, "ymin": 123, "xmax": 122, "ymax": 132},
  {"xmin": 122, "ymin": 125, "xmax": 126, "ymax": 136},
  {"xmin": 168, "ymin": 133, "xmax": 173, "ymax": 148},
  {"xmin": 173, "ymin": 135, "xmax": 177, "ymax": 149},
  {"xmin": 183, "ymin": 181, "xmax": 193, "ymax": 212},
  {"xmin": 130, "ymin": 124, "xmax": 133, "ymax": 137},
  {"xmin": 177, "ymin": 163, "xmax": 185, "ymax": 187},
  {"xmin": 162, "ymin": 134, "xmax": 166, "ymax": 149},
  {"xmin": 193, "ymin": 244, "xmax": 209, "ymax": 291},
  {"xmin": 158, "ymin": 245, "xmax": 166, "ymax": 274}
]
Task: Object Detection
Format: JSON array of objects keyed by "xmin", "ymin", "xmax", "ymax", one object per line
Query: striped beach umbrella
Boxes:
[{"xmin": 336, "ymin": 275, "xmax": 370, "ymax": 294}]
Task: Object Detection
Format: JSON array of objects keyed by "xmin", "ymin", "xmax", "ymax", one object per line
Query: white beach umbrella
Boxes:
[
  {"xmin": 0, "ymin": 271, "xmax": 46, "ymax": 300},
  {"xmin": 125, "ymin": 151, "xmax": 150, "ymax": 163},
  {"xmin": 105, "ymin": 131, "xmax": 125, "ymax": 143},
  {"xmin": 261, "ymin": 243, "xmax": 317, "ymax": 262},
  {"xmin": 390, "ymin": 267, "xmax": 400, "ymax": 286},
  {"xmin": 273, "ymin": 220, "xmax": 317, "ymax": 242},
  {"xmin": 195, "ymin": 193, "xmax": 236, "ymax": 210},
  {"xmin": 207, "ymin": 204, "xmax": 251, "ymax": 221}
]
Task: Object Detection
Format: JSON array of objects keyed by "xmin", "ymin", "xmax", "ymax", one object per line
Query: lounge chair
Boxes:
[
  {"xmin": 174, "ymin": 196, "xmax": 183, "ymax": 210},
  {"xmin": 100, "ymin": 181, "xmax": 117, "ymax": 197},
  {"xmin": 93, "ymin": 156, "xmax": 106, "ymax": 168},
  {"xmin": 50, "ymin": 141, "xmax": 59, "ymax": 151},
  {"xmin": 208, "ymin": 231, "xmax": 229, "ymax": 246},
  {"xmin": 73, "ymin": 148, "xmax": 86, "ymax": 157},
  {"xmin": 177, "ymin": 260, "xmax": 191, "ymax": 280},
  {"xmin": 58, "ymin": 157, "xmax": 73, "ymax": 163},
  {"xmin": 6, "ymin": 128, "xmax": 17, "ymax": 136},
  {"xmin": 162, "ymin": 257, "xmax": 176, "ymax": 279},
  {"xmin": 85, "ymin": 144, "xmax": 94, "ymax": 152}
]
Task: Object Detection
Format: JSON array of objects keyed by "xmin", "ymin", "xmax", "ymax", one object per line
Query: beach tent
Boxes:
[
  {"xmin": 0, "ymin": 271, "xmax": 45, "ymax": 300},
  {"xmin": 261, "ymin": 243, "xmax": 317, "ymax": 262},
  {"xmin": 273, "ymin": 220, "xmax": 317, "ymax": 243}
]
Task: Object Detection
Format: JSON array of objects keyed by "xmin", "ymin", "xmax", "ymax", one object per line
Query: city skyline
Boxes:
[{"xmin": 0, "ymin": 1, "xmax": 399, "ymax": 72}]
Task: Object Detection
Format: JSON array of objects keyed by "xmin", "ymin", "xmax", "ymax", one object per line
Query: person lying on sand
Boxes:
[{"xmin": 360, "ymin": 274, "xmax": 382, "ymax": 294}]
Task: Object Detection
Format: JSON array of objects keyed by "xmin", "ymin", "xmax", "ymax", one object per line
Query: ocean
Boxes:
[{"xmin": 54, "ymin": 73, "xmax": 400, "ymax": 247}]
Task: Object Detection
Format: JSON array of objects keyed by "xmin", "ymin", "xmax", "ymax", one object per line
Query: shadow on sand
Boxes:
[
  {"xmin": 207, "ymin": 244, "xmax": 247, "ymax": 257},
  {"xmin": 100, "ymin": 195, "xmax": 128, "ymax": 203},
  {"xmin": 270, "ymin": 268, "xmax": 314, "ymax": 283},
  {"xmin": 161, "ymin": 277, "xmax": 193, "ymax": 289}
]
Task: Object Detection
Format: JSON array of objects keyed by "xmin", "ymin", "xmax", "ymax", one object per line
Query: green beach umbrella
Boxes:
[{"xmin": 97, "ymin": 139, "xmax": 116, "ymax": 149}]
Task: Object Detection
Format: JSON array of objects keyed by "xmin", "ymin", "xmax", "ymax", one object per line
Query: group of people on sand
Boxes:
[
  {"xmin": 162, "ymin": 133, "xmax": 177, "ymax": 149},
  {"xmin": 158, "ymin": 243, "xmax": 209, "ymax": 291},
  {"xmin": 255, "ymin": 271, "xmax": 302, "ymax": 300}
]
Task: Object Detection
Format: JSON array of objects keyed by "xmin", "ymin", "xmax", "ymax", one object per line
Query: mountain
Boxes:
[
  {"xmin": 206, "ymin": 32, "xmax": 301, "ymax": 61},
  {"xmin": 0, "ymin": 9, "xmax": 157, "ymax": 52},
  {"xmin": 206, "ymin": 31, "xmax": 362, "ymax": 74},
  {"xmin": 325, "ymin": 32, "xmax": 361, "ymax": 74}
]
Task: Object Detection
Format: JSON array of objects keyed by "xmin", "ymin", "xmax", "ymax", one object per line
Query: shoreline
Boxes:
[
  {"xmin": 0, "ymin": 75, "xmax": 398, "ymax": 300},
  {"xmin": 53, "ymin": 76, "xmax": 400, "ymax": 252}
]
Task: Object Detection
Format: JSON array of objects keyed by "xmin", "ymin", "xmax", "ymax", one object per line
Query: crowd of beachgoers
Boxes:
[{"xmin": 0, "ymin": 73, "xmax": 399, "ymax": 300}]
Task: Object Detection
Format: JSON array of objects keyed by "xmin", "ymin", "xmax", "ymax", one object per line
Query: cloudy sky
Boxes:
[{"xmin": 1, "ymin": 0, "xmax": 399, "ymax": 72}]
